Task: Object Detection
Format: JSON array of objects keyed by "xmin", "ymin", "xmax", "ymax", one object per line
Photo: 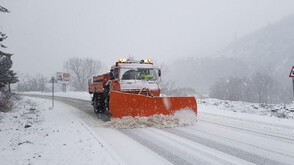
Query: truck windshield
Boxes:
[{"xmin": 120, "ymin": 68, "xmax": 159, "ymax": 81}]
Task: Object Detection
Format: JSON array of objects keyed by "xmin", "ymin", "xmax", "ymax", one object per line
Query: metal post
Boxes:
[
  {"xmin": 51, "ymin": 76, "xmax": 55, "ymax": 108},
  {"xmin": 292, "ymin": 78, "xmax": 294, "ymax": 99},
  {"xmin": 62, "ymin": 84, "xmax": 66, "ymax": 93},
  {"xmin": 289, "ymin": 66, "xmax": 294, "ymax": 100}
]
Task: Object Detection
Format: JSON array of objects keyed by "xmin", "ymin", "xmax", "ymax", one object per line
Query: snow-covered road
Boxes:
[{"xmin": 20, "ymin": 94, "xmax": 294, "ymax": 164}]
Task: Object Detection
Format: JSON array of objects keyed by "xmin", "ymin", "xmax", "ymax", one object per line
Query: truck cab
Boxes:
[{"xmin": 108, "ymin": 59, "xmax": 161, "ymax": 96}]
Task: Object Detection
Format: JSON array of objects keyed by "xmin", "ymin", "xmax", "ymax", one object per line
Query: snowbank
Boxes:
[
  {"xmin": 198, "ymin": 98, "xmax": 294, "ymax": 119},
  {"xmin": 105, "ymin": 109, "xmax": 197, "ymax": 129}
]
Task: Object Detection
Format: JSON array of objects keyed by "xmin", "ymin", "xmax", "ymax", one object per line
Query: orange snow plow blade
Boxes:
[{"xmin": 109, "ymin": 91, "xmax": 197, "ymax": 118}]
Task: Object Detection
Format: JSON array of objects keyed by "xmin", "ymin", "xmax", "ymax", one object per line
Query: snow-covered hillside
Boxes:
[
  {"xmin": 168, "ymin": 14, "xmax": 294, "ymax": 95},
  {"xmin": 220, "ymin": 14, "xmax": 294, "ymax": 86},
  {"xmin": 221, "ymin": 14, "xmax": 294, "ymax": 69}
]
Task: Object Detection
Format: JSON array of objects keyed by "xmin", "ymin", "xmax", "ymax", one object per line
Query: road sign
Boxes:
[
  {"xmin": 289, "ymin": 66, "xmax": 294, "ymax": 78},
  {"xmin": 49, "ymin": 77, "xmax": 57, "ymax": 83},
  {"xmin": 56, "ymin": 72, "xmax": 70, "ymax": 83},
  {"xmin": 63, "ymin": 73, "xmax": 70, "ymax": 81}
]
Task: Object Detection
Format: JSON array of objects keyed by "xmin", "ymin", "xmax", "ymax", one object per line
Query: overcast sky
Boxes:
[{"xmin": 1, "ymin": 0, "xmax": 294, "ymax": 76}]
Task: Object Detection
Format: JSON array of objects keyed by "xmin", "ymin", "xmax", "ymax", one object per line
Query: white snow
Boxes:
[
  {"xmin": 198, "ymin": 98, "xmax": 294, "ymax": 119},
  {"xmin": 105, "ymin": 109, "xmax": 197, "ymax": 129},
  {"xmin": 0, "ymin": 97, "xmax": 124, "ymax": 165},
  {"xmin": 13, "ymin": 91, "xmax": 294, "ymax": 164},
  {"xmin": 92, "ymin": 127, "xmax": 173, "ymax": 165},
  {"xmin": 22, "ymin": 91, "xmax": 92, "ymax": 101},
  {"xmin": 143, "ymin": 128, "xmax": 255, "ymax": 165},
  {"xmin": 173, "ymin": 109, "xmax": 197, "ymax": 125}
]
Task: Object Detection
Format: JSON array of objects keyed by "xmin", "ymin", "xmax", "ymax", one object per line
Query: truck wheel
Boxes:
[
  {"xmin": 93, "ymin": 94, "xmax": 105, "ymax": 114},
  {"xmin": 93, "ymin": 96, "xmax": 99, "ymax": 113}
]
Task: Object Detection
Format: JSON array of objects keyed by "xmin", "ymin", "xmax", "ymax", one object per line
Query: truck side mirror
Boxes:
[
  {"xmin": 110, "ymin": 70, "xmax": 115, "ymax": 80},
  {"xmin": 158, "ymin": 69, "xmax": 161, "ymax": 77}
]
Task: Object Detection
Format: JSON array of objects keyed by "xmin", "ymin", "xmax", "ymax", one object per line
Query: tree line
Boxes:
[{"xmin": 209, "ymin": 72, "xmax": 292, "ymax": 104}]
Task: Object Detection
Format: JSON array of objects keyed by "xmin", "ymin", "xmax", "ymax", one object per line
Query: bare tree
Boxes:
[
  {"xmin": 251, "ymin": 72, "xmax": 278, "ymax": 104},
  {"xmin": 37, "ymin": 74, "xmax": 48, "ymax": 91},
  {"xmin": 16, "ymin": 73, "xmax": 48, "ymax": 92},
  {"xmin": 64, "ymin": 57, "xmax": 106, "ymax": 91}
]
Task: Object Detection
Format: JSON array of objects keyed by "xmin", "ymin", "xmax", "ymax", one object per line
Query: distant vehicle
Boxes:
[{"xmin": 88, "ymin": 58, "xmax": 197, "ymax": 118}]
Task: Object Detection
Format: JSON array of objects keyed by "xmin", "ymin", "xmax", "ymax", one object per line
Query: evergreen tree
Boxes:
[
  {"xmin": 0, "ymin": 6, "xmax": 9, "ymax": 13},
  {"xmin": 0, "ymin": 6, "xmax": 18, "ymax": 92}
]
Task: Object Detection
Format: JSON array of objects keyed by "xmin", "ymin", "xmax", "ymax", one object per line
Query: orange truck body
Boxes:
[{"xmin": 88, "ymin": 59, "xmax": 197, "ymax": 118}]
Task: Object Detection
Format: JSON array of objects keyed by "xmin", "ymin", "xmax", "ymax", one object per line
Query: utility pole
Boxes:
[{"xmin": 62, "ymin": 84, "xmax": 66, "ymax": 93}]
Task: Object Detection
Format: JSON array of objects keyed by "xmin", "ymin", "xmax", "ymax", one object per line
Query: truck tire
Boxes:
[
  {"xmin": 104, "ymin": 84, "xmax": 111, "ymax": 116},
  {"xmin": 93, "ymin": 93, "xmax": 105, "ymax": 114}
]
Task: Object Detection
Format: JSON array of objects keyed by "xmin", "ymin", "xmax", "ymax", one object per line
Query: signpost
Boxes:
[
  {"xmin": 289, "ymin": 66, "xmax": 294, "ymax": 98},
  {"xmin": 49, "ymin": 76, "xmax": 57, "ymax": 108}
]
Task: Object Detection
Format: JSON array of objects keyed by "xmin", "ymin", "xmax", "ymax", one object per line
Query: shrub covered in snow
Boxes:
[
  {"xmin": 0, "ymin": 90, "xmax": 20, "ymax": 112},
  {"xmin": 0, "ymin": 90, "xmax": 13, "ymax": 112}
]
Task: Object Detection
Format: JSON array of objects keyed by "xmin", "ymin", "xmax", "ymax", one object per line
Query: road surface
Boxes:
[{"xmin": 24, "ymin": 94, "xmax": 294, "ymax": 165}]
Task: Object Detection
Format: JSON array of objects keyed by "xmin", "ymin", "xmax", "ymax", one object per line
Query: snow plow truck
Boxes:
[{"xmin": 88, "ymin": 58, "xmax": 197, "ymax": 118}]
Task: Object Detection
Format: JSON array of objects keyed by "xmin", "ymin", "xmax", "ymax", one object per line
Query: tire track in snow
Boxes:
[
  {"xmin": 199, "ymin": 119, "xmax": 294, "ymax": 144},
  {"xmin": 183, "ymin": 126, "xmax": 294, "ymax": 159},
  {"xmin": 200, "ymin": 112, "xmax": 294, "ymax": 130},
  {"xmin": 121, "ymin": 128, "xmax": 255, "ymax": 165},
  {"xmin": 120, "ymin": 129, "xmax": 195, "ymax": 165},
  {"xmin": 163, "ymin": 128, "xmax": 285, "ymax": 165},
  {"xmin": 199, "ymin": 112, "xmax": 294, "ymax": 140}
]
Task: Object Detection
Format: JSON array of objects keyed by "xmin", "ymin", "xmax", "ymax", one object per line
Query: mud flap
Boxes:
[{"xmin": 109, "ymin": 91, "xmax": 197, "ymax": 118}]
